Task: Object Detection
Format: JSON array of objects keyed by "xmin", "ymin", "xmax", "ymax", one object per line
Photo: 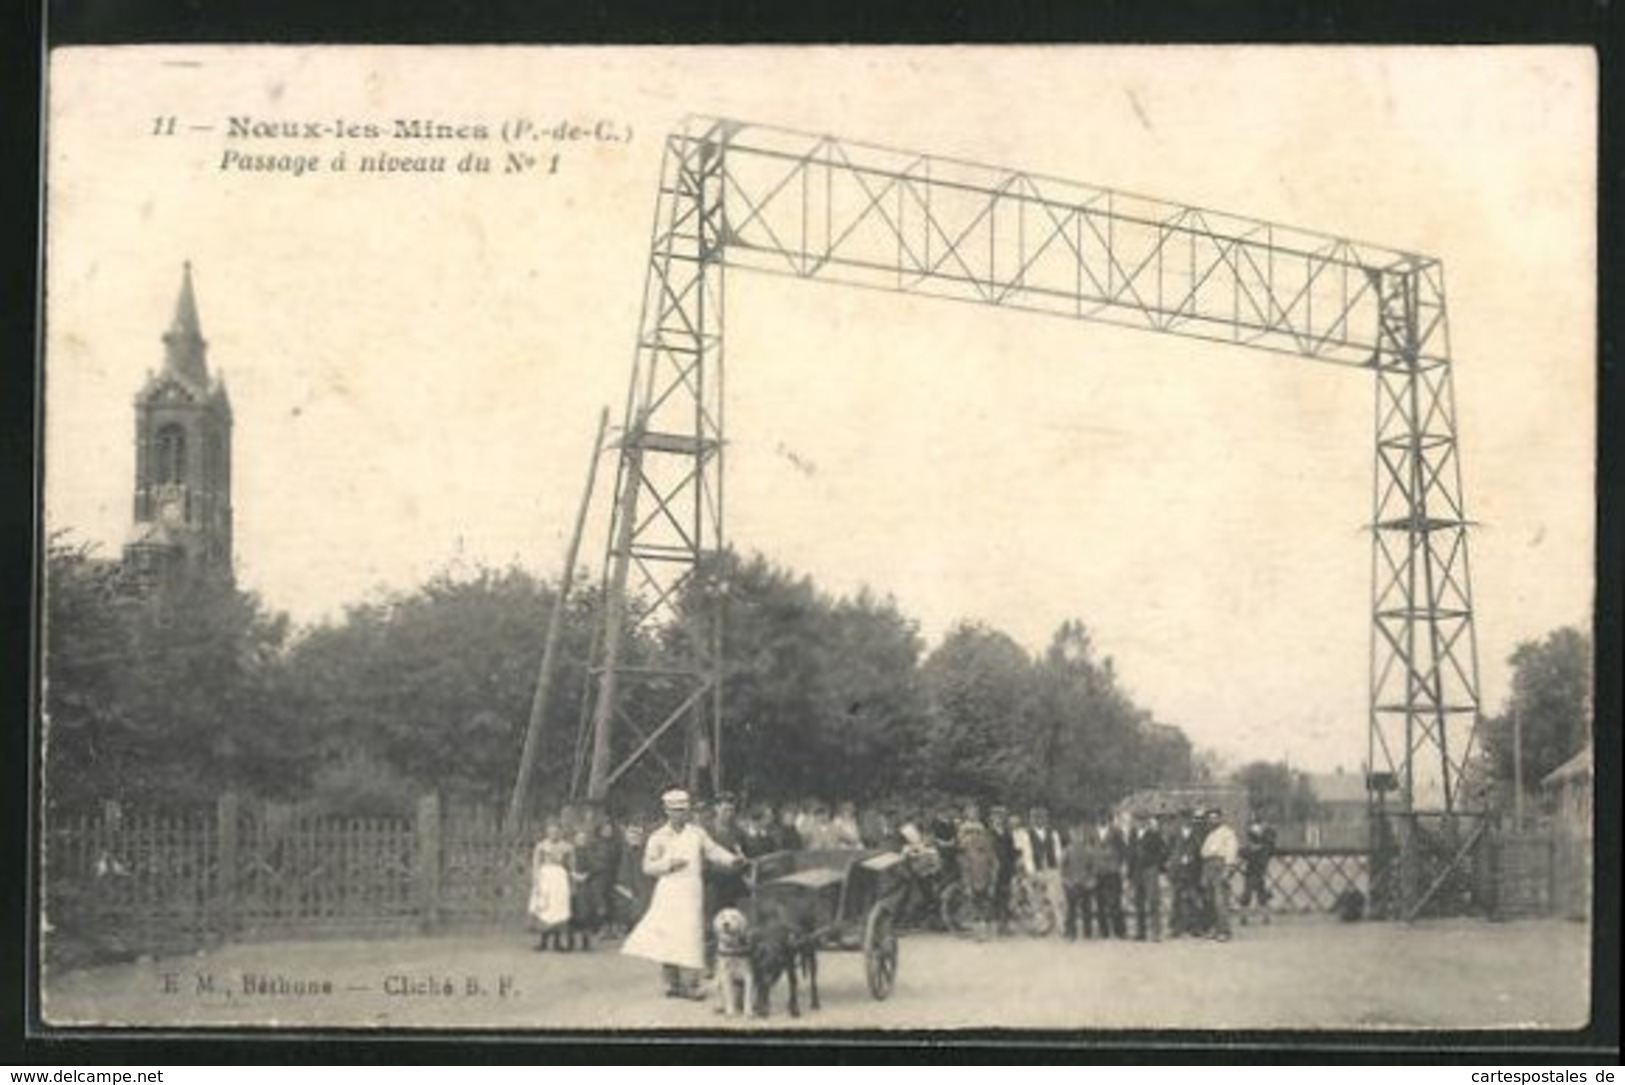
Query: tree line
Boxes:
[
  {"xmin": 42, "ymin": 539, "xmax": 1198, "ymax": 818},
  {"xmin": 43, "ymin": 535, "xmax": 1590, "ymax": 822}
]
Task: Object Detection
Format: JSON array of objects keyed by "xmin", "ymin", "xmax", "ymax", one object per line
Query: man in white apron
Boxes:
[{"xmin": 621, "ymin": 789, "xmax": 747, "ymax": 998}]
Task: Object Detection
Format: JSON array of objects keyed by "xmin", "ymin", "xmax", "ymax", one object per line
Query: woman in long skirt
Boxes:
[
  {"xmin": 957, "ymin": 803, "xmax": 998, "ymax": 942},
  {"xmin": 529, "ymin": 820, "xmax": 577, "ymax": 951}
]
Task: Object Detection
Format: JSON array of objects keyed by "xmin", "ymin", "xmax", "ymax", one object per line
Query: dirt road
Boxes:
[{"xmin": 41, "ymin": 917, "xmax": 1590, "ymax": 1032}]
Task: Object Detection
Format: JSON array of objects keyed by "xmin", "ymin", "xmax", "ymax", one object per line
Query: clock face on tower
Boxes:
[{"xmin": 159, "ymin": 498, "xmax": 183, "ymax": 525}]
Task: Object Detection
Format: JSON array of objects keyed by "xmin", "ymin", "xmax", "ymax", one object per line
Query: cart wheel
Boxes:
[{"xmin": 864, "ymin": 903, "xmax": 899, "ymax": 1000}]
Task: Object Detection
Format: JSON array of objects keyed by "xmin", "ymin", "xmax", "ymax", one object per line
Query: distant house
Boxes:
[
  {"xmin": 1542, "ymin": 743, "xmax": 1592, "ymax": 921},
  {"xmin": 1298, "ymin": 768, "xmax": 1368, "ymax": 850},
  {"xmin": 1542, "ymin": 743, "xmax": 1592, "ymax": 833}
]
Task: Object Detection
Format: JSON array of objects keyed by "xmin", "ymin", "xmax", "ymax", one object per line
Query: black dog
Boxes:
[
  {"xmin": 747, "ymin": 886, "xmax": 821, "ymax": 1018},
  {"xmin": 1332, "ymin": 888, "xmax": 1366, "ymax": 923}
]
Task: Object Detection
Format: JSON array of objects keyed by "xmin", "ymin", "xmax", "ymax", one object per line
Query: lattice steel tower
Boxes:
[{"xmin": 571, "ymin": 118, "xmax": 1484, "ymax": 915}]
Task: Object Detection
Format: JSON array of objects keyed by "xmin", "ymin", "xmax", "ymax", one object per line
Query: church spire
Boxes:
[{"xmin": 162, "ymin": 261, "xmax": 209, "ymax": 386}]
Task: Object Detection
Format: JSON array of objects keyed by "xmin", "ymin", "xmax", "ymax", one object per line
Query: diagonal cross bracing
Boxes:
[
  {"xmin": 1365, "ymin": 264, "xmax": 1481, "ymax": 858},
  {"xmin": 711, "ymin": 122, "xmax": 1433, "ymax": 370},
  {"xmin": 580, "ymin": 118, "xmax": 729, "ymax": 800}
]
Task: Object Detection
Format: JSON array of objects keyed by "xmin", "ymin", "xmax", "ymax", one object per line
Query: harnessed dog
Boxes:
[{"xmin": 710, "ymin": 907, "xmax": 756, "ymax": 1016}]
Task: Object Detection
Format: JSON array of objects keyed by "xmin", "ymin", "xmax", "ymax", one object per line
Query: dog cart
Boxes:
[{"xmin": 750, "ymin": 848, "xmax": 905, "ymax": 1000}]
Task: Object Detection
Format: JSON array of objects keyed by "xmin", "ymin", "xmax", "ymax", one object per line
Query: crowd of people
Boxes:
[
  {"xmin": 899, "ymin": 801, "xmax": 1279, "ymax": 944},
  {"xmin": 525, "ymin": 791, "xmax": 1280, "ymax": 960}
]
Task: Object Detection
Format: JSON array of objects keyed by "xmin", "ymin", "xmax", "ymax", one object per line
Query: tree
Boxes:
[
  {"xmin": 1031, "ymin": 620, "xmax": 1178, "ymax": 812},
  {"xmin": 707, "ymin": 554, "xmax": 836, "ymax": 801},
  {"xmin": 919, "ymin": 622, "xmax": 1037, "ymax": 799},
  {"xmin": 1190, "ymin": 746, "xmax": 1228, "ymax": 785},
  {"xmin": 278, "ymin": 564, "xmax": 596, "ymax": 814},
  {"xmin": 1481, "ymin": 626, "xmax": 1592, "ymax": 793},
  {"xmin": 814, "ymin": 588, "xmax": 931, "ymax": 798},
  {"xmin": 42, "ymin": 537, "xmax": 142, "ymax": 812},
  {"xmin": 1131, "ymin": 721, "xmax": 1195, "ymax": 791},
  {"xmin": 42, "ymin": 534, "xmax": 296, "ymax": 812},
  {"xmin": 704, "ymin": 552, "xmax": 929, "ymax": 802}
]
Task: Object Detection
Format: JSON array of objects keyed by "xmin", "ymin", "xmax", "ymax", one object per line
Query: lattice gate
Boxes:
[
  {"xmin": 439, "ymin": 808, "xmax": 537, "ymax": 928},
  {"xmin": 1262, "ymin": 848, "xmax": 1369, "ymax": 915},
  {"xmin": 229, "ymin": 804, "xmax": 420, "ymax": 937}
]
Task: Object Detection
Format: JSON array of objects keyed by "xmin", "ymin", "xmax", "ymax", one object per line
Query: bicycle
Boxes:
[{"xmin": 940, "ymin": 871, "xmax": 1056, "ymax": 936}]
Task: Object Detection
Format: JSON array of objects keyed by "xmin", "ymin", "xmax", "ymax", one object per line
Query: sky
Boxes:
[{"xmin": 44, "ymin": 46, "xmax": 1596, "ymax": 775}]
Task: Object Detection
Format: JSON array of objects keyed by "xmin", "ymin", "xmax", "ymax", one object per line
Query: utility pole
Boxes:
[
  {"xmin": 505, "ymin": 408, "xmax": 609, "ymax": 830},
  {"xmin": 586, "ymin": 419, "xmax": 646, "ymax": 801},
  {"xmin": 1512, "ymin": 699, "xmax": 1525, "ymax": 829}
]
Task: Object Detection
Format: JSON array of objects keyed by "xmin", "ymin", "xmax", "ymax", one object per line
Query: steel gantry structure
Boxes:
[{"xmin": 568, "ymin": 116, "xmax": 1483, "ymax": 915}]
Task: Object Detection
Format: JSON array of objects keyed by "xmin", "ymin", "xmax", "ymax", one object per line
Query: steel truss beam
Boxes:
[
  {"xmin": 576, "ymin": 119, "xmax": 1484, "ymax": 915},
  {"xmin": 713, "ymin": 122, "xmax": 1425, "ymax": 368}
]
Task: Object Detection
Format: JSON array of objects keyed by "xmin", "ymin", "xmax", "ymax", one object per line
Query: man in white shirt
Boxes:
[
  {"xmin": 1197, "ymin": 808, "xmax": 1240, "ymax": 941},
  {"xmin": 1015, "ymin": 805, "xmax": 1068, "ymax": 935}
]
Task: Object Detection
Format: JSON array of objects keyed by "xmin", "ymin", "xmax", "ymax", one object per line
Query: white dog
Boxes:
[{"xmin": 711, "ymin": 907, "xmax": 755, "ymax": 1017}]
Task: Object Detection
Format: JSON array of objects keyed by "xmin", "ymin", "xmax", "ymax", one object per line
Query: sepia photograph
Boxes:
[{"xmin": 36, "ymin": 45, "xmax": 1596, "ymax": 1033}]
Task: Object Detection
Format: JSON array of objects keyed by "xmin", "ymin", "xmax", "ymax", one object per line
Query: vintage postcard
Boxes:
[{"xmin": 37, "ymin": 45, "xmax": 1595, "ymax": 1032}]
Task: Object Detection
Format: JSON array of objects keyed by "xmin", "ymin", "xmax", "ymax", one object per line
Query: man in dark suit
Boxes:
[
  {"xmin": 988, "ymin": 805, "xmax": 1019, "ymax": 936},
  {"xmin": 1126, "ymin": 813, "xmax": 1168, "ymax": 941},
  {"xmin": 769, "ymin": 803, "xmax": 804, "ymax": 853},
  {"xmin": 703, "ymin": 793, "xmax": 750, "ymax": 914},
  {"xmin": 1167, "ymin": 809, "xmax": 1207, "ymax": 938},
  {"xmin": 1096, "ymin": 813, "xmax": 1129, "ymax": 939},
  {"xmin": 1237, "ymin": 813, "xmax": 1278, "ymax": 925},
  {"xmin": 740, "ymin": 803, "xmax": 779, "ymax": 859}
]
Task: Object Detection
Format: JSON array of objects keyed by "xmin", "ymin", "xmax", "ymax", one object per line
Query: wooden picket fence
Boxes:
[
  {"xmin": 1481, "ymin": 824, "xmax": 1589, "ymax": 922},
  {"xmin": 44, "ymin": 795, "xmax": 542, "ymax": 962},
  {"xmin": 46, "ymin": 803, "xmax": 1370, "ymax": 949},
  {"xmin": 47, "ymin": 807, "xmax": 221, "ymax": 956},
  {"xmin": 44, "ymin": 798, "xmax": 1581, "ymax": 965}
]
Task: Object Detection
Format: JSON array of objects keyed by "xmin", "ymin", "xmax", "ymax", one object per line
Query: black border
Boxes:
[
  {"xmin": 31, "ymin": 0, "xmax": 1614, "ymax": 47},
  {"xmin": 10, "ymin": 0, "xmax": 1621, "ymax": 1065}
]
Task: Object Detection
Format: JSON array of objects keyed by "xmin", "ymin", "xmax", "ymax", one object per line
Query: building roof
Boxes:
[
  {"xmin": 162, "ymin": 262, "xmax": 210, "ymax": 387},
  {"xmin": 138, "ymin": 263, "xmax": 230, "ymax": 410},
  {"xmin": 1542, "ymin": 743, "xmax": 1592, "ymax": 788},
  {"xmin": 1115, "ymin": 785, "xmax": 1247, "ymax": 820}
]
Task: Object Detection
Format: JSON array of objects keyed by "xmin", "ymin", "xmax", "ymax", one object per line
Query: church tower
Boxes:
[{"xmin": 123, "ymin": 263, "xmax": 234, "ymax": 582}]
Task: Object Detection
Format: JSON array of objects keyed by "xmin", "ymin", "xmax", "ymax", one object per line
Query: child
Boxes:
[
  {"xmin": 529, "ymin": 820, "xmax": 577, "ymax": 951},
  {"xmin": 577, "ymin": 819, "xmax": 622, "ymax": 939}
]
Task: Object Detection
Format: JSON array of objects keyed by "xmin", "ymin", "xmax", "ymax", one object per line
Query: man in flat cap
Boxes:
[
  {"xmin": 1168, "ymin": 808, "xmax": 1206, "ymax": 938},
  {"xmin": 622, "ymin": 788, "xmax": 747, "ymax": 998}
]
